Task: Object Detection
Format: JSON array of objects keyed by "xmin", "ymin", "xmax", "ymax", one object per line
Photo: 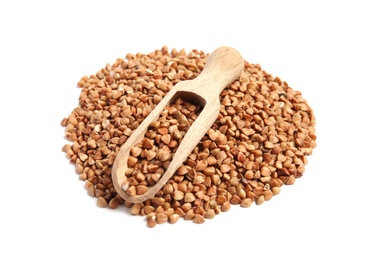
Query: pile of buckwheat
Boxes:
[{"xmin": 61, "ymin": 46, "xmax": 316, "ymax": 227}]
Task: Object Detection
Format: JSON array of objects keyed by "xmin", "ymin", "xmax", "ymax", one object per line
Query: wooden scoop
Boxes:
[{"xmin": 112, "ymin": 46, "xmax": 244, "ymax": 203}]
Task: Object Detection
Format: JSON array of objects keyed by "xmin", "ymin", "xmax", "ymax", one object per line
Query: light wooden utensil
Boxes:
[{"xmin": 112, "ymin": 46, "xmax": 244, "ymax": 203}]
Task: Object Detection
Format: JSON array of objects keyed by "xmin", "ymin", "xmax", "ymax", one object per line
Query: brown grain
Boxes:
[{"xmin": 61, "ymin": 46, "xmax": 316, "ymax": 227}]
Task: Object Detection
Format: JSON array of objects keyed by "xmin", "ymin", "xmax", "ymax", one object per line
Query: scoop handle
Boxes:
[{"xmin": 185, "ymin": 46, "xmax": 244, "ymax": 100}]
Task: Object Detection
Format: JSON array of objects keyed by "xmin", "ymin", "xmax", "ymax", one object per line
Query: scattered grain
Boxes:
[
  {"xmin": 193, "ymin": 214, "xmax": 205, "ymax": 224},
  {"xmin": 62, "ymin": 46, "xmax": 316, "ymax": 227},
  {"xmin": 96, "ymin": 197, "xmax": 107, "ymax": 208}
]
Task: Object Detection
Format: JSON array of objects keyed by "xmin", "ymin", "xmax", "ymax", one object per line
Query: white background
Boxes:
[{"xmin": 1, "ymin": 1, "xmax": 375, "ymax": 259}]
